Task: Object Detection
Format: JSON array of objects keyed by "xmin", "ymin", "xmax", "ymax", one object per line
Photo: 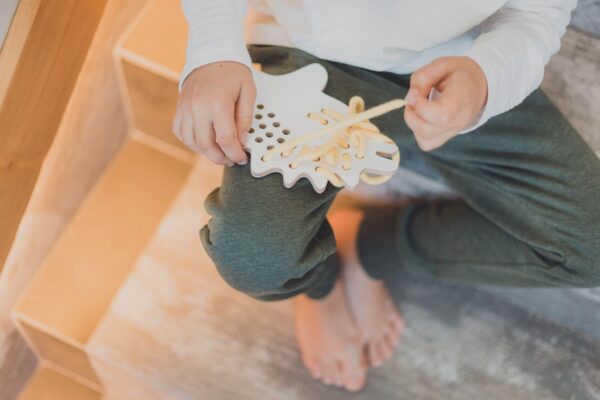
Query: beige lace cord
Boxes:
[{"xmin": 263, "ymin": 97, "xmax": 406, "ymax": 187}]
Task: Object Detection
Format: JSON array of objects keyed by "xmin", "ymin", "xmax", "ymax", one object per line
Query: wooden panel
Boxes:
[
  {"xmin": 15, "ymin": 319, "xmax": 100, "ymax": 387},
  {"xmin": 0, "ymin": 0, "xmax": 20, "ymax": 49},
  {"xmin": 121, "ymin": 60, "xmax": 187, "ymax": 151},
  {"xmin": 0, "ymin": 0, "xmax": 148, "ymax": 395},
  {"xmin": 92, "ymin": 356, "xmax": 177, "ymax": 400},
  {"xmin": 14, "ymin": 140, "xmax": 193, "ymax": 343},
  {"xmin": 18, "ymin": 366, "xmax": 101, "ymax": 400},
  {"xmin": 0, "ymin": 329, "xmax": 37, "ymax": 400},
  {"xmin": 0, "ymin": 0, "xmax": 41, "ymax": 103},
  {"xmin": 0, "ymin": 0, "xmax": 109, "ymax": 273},
  {"xmin": 120, "ymin": 0, "xmax": 186, "ymax": 74}
]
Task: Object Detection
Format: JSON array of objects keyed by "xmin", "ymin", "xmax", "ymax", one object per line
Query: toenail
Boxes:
[
  {"xmin": 346, "ymin": 382, "xmax": 365, "ymax": 392},
  {"xmin": 349, "ymin": 377, "xmax": 364, "ymax": 387},
  {"xmin": 371, "ymin": 356, "xmax": 383, "ymax": 366}
]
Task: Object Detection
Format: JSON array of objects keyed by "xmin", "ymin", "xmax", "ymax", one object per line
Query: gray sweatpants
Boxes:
[{"xmin": 200, "ymin": 46, "xmax": 600, "ymax": 300}]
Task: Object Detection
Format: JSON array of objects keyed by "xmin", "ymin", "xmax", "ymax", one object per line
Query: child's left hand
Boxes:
[{"xmin": 404, "ymin": 56, "xmax": 488, "ymax": 151}]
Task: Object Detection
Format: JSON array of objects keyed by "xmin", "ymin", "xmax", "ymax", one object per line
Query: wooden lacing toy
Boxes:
[{"xmin": 244, "ymin": 64, "xmax": 406, "ymax": 193}]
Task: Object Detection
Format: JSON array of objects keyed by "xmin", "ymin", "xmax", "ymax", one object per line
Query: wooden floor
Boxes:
[
  {"xmin": 92, "ymin": 25, "xmax": 600, "ymax": 398},
  {"xmin": 84, "ymin": 159, "xmax": 600, "ymax": 400},
  {"xmin": 542, "ymin": 28, "xmax": 600, "ymax": 152}
]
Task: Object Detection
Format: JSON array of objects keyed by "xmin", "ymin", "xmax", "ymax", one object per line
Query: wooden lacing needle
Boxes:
[{"xmin": 263, "ymin": 99, "xmax": 406, "ymax": 162}]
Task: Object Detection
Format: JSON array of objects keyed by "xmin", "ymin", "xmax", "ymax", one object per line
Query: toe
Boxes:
[
  {"xmin": 385, "ymin": 330, "xmax": 399, "ymax": 351},
  {"xmin": 344, "ymin": 372, "xmax": 366, "ymax": 392},
  {"xmin": 320, "ymin": 361, "xmax": 337, "ymax": 386},
  {"xmin": 322, "ymin": 372, "xmax": 334, "ymax": 386},
  {"xmin": 340, "ymin": 346, "xmax": 367, "ymax": 392},
  {"xmin": 302, "ymin": 354, "xmax": 321, "ymax": 380},
  {"xmin": 313, "ymin": 363, "xmax": 322, "ymax": 380},
  {"xmin": 389, "ymin": 318, "xmax": 403, "ymax": 336},
  {"xmin": 376, "ymin": 339, "xmax": 392, "ymax": 362},
  {"xmin": 341, "ymin": 358, "xmax": 366, "ymax": 392},
  {"xmin": 333, "ymin": 361, "xmax": 344, "ymax": 387},
  {"xmin": 382, "ymin": 333, "xmax": 397, "ymax": 360},
  {"xmin": 389, "ymin": 311, "xmax": 404, "ymax": 334},
  {"xmin": 349, "ymin": 378, "xmax": 366, "ymax": 392},
  {"xmin": 368, "ymin": 341, "xmax": 383, "ymax": 367}
]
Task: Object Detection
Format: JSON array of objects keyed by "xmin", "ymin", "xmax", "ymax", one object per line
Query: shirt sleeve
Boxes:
[
  {"xmin": 463, "ymin": 0, "xmax": 576, "ymax": 133},
  {"xmin": 179, "ymin": 0, "xmax": 252, "ymax": 91}
]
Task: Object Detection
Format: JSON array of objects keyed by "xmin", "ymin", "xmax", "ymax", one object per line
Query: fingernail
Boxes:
[
  {"xmin": 405, "ymin": 89, "xmax": 417, "ymax": 106},
  {"xmin": 240, "ymin": 136, "xmax": 248, "ymax": 147},
  {"xmin": 238, "ymin": 160, "xmax": 247, "ymax": 166}
]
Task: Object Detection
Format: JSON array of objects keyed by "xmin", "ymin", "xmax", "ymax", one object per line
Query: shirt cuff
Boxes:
[
  {"xmin": 459, "ymin": 51, "xmax": 497, "ymax": 134},
  {"xmin": 179, "ymin": 45, "xmax": 253, "ymax": 92}
]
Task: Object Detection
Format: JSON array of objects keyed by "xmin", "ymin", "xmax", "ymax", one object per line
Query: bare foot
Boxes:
[
  {"xmin": 330, "ymin": 209, "xmax": 405, "ymax": 368},
  {"xmin": 295, "ymin": 277, "xmax": 367, "ymax": 392}
]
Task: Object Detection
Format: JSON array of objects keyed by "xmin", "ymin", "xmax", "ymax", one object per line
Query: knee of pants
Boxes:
[
  {"xmin": 199, "ymin": 218, "xmax": 318, "ymax": 297},
  {"xmin": 198, "ymin": 168, "xmax": 339, "ymax": 296}
]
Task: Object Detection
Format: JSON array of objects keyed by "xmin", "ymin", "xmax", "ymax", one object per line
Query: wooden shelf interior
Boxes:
[
  {"xmin": 17, "ymin": 366, "xmax": 102, "ymax": 400},
  {"xmin": 13, "ymin": 139, "xmax": 193, "ymax": 388}
]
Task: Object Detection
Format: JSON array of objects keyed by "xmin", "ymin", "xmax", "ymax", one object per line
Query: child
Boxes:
[{"xmin": 173, "ymin": 0, "xmax": 600, "ymax": 392}]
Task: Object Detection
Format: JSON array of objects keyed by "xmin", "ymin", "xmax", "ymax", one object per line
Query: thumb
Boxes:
[
  {"xmin": 236, "ymin": 80, "xmax": 257, "ymax": 144},
  {"xmin": 406, "ymin": 59, "xmax": 452, "ymax": 105}
]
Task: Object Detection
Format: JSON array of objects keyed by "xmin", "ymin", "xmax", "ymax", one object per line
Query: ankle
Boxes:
[
  {"xmin": 300, "ymin": 279, "xmax": 342, "ymax": 305},
  {"xmin": 329, "ymin": 210, "xmax": 363, "ymax": 258}
]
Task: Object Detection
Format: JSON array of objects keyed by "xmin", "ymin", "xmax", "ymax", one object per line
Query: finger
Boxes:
[
  {"xmin": 408, "ymin": 58, "xmax": 452, "ymax": 98},
  {"xmin": 213, "ymin": 101, "xmax": 248, "ymax": 164},
  {"xmin": 404, "ymin": 106, "xmax": 442, "ymax": 140},
  {"xmin": 172, "ymin": 106, "xmax": 183, "ymax": 141},
  {"xmin": 193, "ymin": 114, "xmax": 232, "ymax": 166},
  {"xmin": 412, "ymin": 86, "xmax": 462, "ymax": 127},
  {"xmin": 411, "ymin": 95, "xmax": 446, "ymax": 126},
  {"xmin": 405, "ymin": 107, "xmax": 452, "ymax": 151},
  {"xmin": 427, "ymin": 129, "xmax": 458, "ymax": 150},
  {"xmin": 180, "ymin": 109, "xmax": 197, "ymax": 151},
  {"xmin": 417, "ymin": 129, "xmax": 457, "ymax": 152},
  {"xmin": 235, "ymin": 80, "xmax": 256, "ymax": 145}
]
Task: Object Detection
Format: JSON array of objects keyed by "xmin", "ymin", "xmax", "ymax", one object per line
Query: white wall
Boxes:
[{"xmin": 0, "ymin": 0, "xmax": 20, "ymax": 50}]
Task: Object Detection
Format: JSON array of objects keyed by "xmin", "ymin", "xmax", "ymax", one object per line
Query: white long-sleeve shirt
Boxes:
[{"xmin": 181, "ymin": 0, "xmax": 576, "ymax": 130}]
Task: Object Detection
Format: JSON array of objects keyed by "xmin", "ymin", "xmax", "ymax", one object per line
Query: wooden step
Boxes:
[
  {"xmin": 17, "ymin": 365, "xmax": 101, "ymax": 400},
  {"xmin": 13, "ymin": 138, "xmax": 193, "ymax": 392},
  {"xmin": 115, "ymin": 0, "xmax": 187, "ymax": 151},
  {"xmin": 12, "ymin": 1, "xmax": 196, "ymax": 397},
  {"xmin": 118, "ymin": 0, "xmax": 186, "ymax": 74},
  {"xmin": 118, "ymin": 60, "xmax": 182, "ymax": 150}
]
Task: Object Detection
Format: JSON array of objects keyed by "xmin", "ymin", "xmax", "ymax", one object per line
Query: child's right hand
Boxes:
[{"xmin": 173, "ymin": 61, "xmax": 256, "ymax": 166}]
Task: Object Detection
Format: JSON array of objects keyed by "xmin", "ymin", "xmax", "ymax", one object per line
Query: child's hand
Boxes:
[
  {"xmin": 173, "ymin": 61, "xmax": 256, "ymax": 166},
  {"xmin": 404, "ymin": 56, "xmax": 487, "ymax": 151}
]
